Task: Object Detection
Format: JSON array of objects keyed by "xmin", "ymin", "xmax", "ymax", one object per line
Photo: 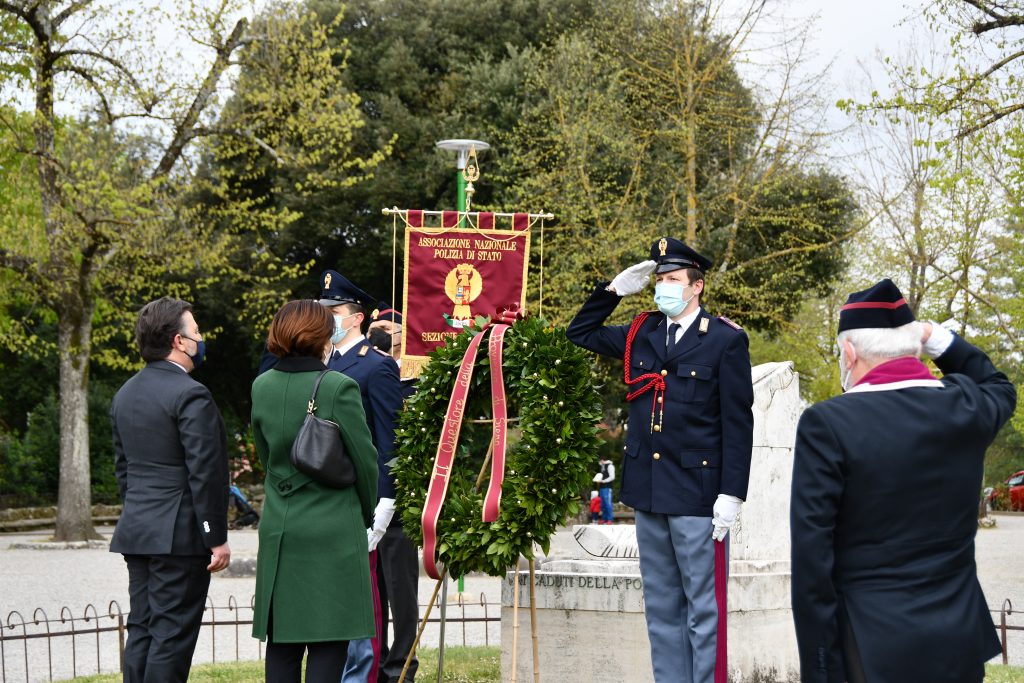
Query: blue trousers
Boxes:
[
  {"xmin": 635, "ymin": 511, "xmax": 726, "ymax": 683},
  {"xmin": 599, "ymin": 486, "xmax": 614, "ymax": 522}
]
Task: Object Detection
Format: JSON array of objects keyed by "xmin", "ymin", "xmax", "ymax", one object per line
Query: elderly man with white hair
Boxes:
[{"xmin": 790, "ymin": 278, "xmax": 1016, "ymax": 683}]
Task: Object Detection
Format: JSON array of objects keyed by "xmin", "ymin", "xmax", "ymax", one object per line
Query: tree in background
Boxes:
[
  {"xmin": 842, "ymin": 22, "xmax": 1024, "ymax": 484},
  {"xmin": 0, "ymin": 1, "xmax": 382, "ymax": 539}
]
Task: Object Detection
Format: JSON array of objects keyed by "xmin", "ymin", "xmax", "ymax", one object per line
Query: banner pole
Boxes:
[{"xmin": 457, "ymin": 169, "xmax": 467, "ymax": 229}]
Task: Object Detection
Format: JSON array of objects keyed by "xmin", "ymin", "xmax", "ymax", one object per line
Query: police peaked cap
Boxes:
[
  {"xmin": 371, "ymin": 301, "xmax": 403, "ymax": 326},
  {"xmin": 838, "ymin": 278, "xmax": 916, "ymax": 333},
  {"xmin": 650, "ymin": 237, "xmax": 712, "ymax": 274},
  {"xmin": 317, "ymin": 270, "xmax": 373, "ymax": 308}
]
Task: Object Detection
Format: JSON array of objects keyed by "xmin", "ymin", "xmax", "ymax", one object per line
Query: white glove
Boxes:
[
  {"xmin": 608, "ymin": 260, "xmax": 657, "ymax": 296},
  {"xmin": 711, "ymin": 494, "xmax": 743, "ymax": 542},
  {"xmin": 366, "ymin": 497, "xmax": 395, "ymax": 552}
]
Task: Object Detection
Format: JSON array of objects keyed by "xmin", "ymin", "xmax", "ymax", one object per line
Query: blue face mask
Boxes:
[
  {"xmin": 654, "ymin": 282, "xmax": 693, "ymax": 318},
  {"xmin": 331, "ymin": 313, "xmax": 356, "ymax": 345},
  {"xmin": 181, "ymin": 336, "xmax": 206, "ymax": 371}
]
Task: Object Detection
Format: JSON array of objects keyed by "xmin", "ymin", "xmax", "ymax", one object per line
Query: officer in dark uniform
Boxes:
[
  {"xmin": 367, "ymin": 302, "xmax": 420, "ymax": 683},
  {"xmin": 317, "ymin": 271, "xmax": 403, "ymax": 683},
  {"xmin": 567, "ymin": 238, "xmax": 754, "ymax": 683}
]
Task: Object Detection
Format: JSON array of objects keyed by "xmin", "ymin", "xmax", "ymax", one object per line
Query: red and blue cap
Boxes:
[
  {"xmin": 838, "ymin": 278, "xmax": 915, "ymax": 333},
  {"xmin": 371, "ymin": 301, "xmax": 403, "ymax": 326}
]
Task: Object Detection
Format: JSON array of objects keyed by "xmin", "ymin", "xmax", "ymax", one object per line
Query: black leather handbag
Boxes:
[{"xmin": 289, "ymin": 370, "xmax": 356, "ymax": 488}]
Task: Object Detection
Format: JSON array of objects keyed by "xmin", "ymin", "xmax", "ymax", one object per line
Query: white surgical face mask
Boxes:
[
  {"xmin": 838, "ymin": 346, "xmax": 853, "ymax": 392},
  {"xmin": 653, "ymin": 282, "xmax": 694, "ymax": 318},
  {"xmin": 332, "ymin": 313, "xmax": 357, "ymax": 344}
]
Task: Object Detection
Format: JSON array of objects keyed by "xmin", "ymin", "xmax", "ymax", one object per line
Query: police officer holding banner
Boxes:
[
  {"xmin": 316, "ymin": 270, "xmax": 404, "ymax": 683},
  {"xmin": 567, "ymin": 237, "xmax": 754, "ymax": 683}
]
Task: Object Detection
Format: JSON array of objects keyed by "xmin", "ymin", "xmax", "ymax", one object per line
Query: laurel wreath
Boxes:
[{"xmin": 392, "ymin": 316, "xmax": 603, "ymax": 578}]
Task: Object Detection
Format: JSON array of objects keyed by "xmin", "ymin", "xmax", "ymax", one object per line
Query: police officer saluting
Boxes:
[
  {"xmin": 317, "ymin": 270, "xmax": 403, "ymax": 682},
  {"xmin": 567, "ymin": 237, "xmax": 754, "ymax": 683}
]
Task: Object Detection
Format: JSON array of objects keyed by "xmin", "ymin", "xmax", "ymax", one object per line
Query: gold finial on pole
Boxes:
[{"xmin": 463, "ymin": 145, "xmax": 481, "ymax": 212}]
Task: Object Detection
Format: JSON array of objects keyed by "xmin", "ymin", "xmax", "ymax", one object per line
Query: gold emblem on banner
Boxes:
[
  {"xmin": 658, "ymin": 238, "xmax": 668, "ymax": 256},
  {"xmin": 445, "ymin": 264, "xmax": 483, "ymax": 321}
]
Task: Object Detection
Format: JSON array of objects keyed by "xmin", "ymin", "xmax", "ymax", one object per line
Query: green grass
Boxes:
[
  {"xmin": 987, "ymin": 664, "xmax": 1024, "ymax": 682},
  {"xmin": 63, "ymin": 655, "xmax": 1021, "ymax": 683},
  {"xmin": 62, "ymin": 645, "xmax": 501, "ymax": 682}
]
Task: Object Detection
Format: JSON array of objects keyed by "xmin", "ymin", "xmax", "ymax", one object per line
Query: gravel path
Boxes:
[{"xmin": 2, "ymin": 516, "xmax": 1021, "ymax": 681}]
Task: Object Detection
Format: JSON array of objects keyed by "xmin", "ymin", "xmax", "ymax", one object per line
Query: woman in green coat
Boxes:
[{"xmin": 251, "ymin": 300, "xmax": 379, "ymax": 682}]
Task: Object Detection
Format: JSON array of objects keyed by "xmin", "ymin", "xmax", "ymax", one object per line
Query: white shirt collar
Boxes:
[
  {"xmin": 335, "ymin": 333, "xmax": 366, "ymax": 358},
  {"xmin": 167, "ymin": 359, "xmax": 189, "ymax": 373},
  {"xmin": 667, "ymin": 307, "xmax": 701, "ymax": 341}
]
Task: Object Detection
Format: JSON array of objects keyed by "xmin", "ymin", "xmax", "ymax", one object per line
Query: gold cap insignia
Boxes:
[
  {"xmin": 658, "ymin": 238, "xmax": 668, "ymax": 256},
  {"xmin": 371, "ymin": 308, "xmax": 380, "ymax": 320},
  {"xmin": 324, "ymin": 273, "xmax": 332, "ymax": 289}
]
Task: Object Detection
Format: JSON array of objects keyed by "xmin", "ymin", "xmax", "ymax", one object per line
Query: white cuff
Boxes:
[{"xmin": 922, "ymin": 321, "xmax": 955, "ymax": 359}]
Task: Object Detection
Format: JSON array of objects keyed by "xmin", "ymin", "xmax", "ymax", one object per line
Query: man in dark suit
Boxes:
[
  {"xmin": 316, "ymin": 272, "xmax": 404, "ymax": 683},
  {"xmin": 110, "ymin": 297, "xmax": 231, "ymax": 683},
  {"xmin": 790, "ymin": 279, "xmax": 1016, "ymax": 683},
  {"xmin": 567, "ymin": 237, "xmax": 754, "ymax": 683}
]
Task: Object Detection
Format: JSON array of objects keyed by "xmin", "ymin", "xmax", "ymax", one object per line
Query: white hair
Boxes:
[{"xmin": 838, "ymin": 322, "xmax": 923, "ymax": 363}]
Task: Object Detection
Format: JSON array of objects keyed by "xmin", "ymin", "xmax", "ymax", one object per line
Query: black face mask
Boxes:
[
  {"xmin": 181, "ymin": 336, "xmax": 206, "ymax": 371},
  {"xmin": 368, "ymin": 327, "xmax": 393, "ymax": 353}
]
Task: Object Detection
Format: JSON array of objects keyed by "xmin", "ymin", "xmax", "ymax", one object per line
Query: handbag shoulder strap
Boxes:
[{"xmin": 306, "ymin": 369, "xmax": 332, "ymax": 415}]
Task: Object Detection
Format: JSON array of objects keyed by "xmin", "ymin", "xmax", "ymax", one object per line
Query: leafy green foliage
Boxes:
[
  {"xmin": 392, "ymin": 317, "xmax": 602, "ymax": 577},
  {"xmin": 0, "ymin": 382, "xmax": 120, "ymax": 507}
]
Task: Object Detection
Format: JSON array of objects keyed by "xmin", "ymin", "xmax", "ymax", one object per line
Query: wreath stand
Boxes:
[{"xmin": 398, "ymin": 425, "xmax": 542, "ymax": 683}]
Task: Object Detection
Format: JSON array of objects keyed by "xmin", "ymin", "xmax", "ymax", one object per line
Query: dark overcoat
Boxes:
[
  {"xmin": 567, "ymin": 285, "xmax": 754, "ymax": 515},
  {"xmin": 110, "ymin": 360, "xmax": 228, "ymax": 556},
  {"xmin": 790, "ymin": 335, "xmax": 1017, "ymax": 682},
  {"xmin": 251, "ymin": 357, "xmax": 379, "ymax": 643},
  {"xmin": 328, "ymin": 339, "xmax": 402, "ymax": 499}
]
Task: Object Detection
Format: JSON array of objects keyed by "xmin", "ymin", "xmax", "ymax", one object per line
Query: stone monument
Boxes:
[{"xmin": 501, "ymin": 361, "xmax": 802, "ymax": 682}]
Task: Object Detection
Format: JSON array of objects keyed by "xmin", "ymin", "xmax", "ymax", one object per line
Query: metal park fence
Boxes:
[{"xmin": 1, "ymin": 592, "xmax": 499, "ymax": 682}]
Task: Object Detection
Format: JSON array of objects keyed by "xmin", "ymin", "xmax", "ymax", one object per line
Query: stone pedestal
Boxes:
[{"xmin": 501, "ymin": 362, "xmax": 802, "ymax": 682}]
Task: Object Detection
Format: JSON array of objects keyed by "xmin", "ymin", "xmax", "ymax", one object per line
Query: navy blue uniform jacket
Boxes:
[
  {"xmin": 328, "ymin": 339, "xmax": 402, "ymax": 500},
  {"xmin": 567, "ymin": 284, "xmax": 754, "ymax": 516},
  {"xmin": 790, "ymin": 335, "xmax": 1016, "ymax": 683}
]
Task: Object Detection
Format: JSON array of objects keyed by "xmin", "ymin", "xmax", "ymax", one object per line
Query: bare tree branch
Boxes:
[
  {"xmin": 55, "ymin": 63, "xmax": 114, "ymax": 122},
  {"xmin": 959, "ymin": 100, "xmax": 1024, "ymax": 137},
  {"xmin": 52, "ymin": 48, "xmax": 146, "ymax": 96},
  {"xmin": 151, "ymin": 17, "xmax": 248, "ymax": 180},
  {"xmin": 52, "ymin": 0, "xmax": 93, "ymax": 27}
]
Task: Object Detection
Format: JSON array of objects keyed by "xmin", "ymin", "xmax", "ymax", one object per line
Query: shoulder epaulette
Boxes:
[
  {"xmin": 717, "ymin": 316, "xmax": 743, "ymax": 330},
  {"xmin": 358, "ymin": 345, "xmax": 369, "ymax": 357}
]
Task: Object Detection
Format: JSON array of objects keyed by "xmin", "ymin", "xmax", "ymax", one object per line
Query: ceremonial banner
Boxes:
[{"xmin": 401, "ymin": 211, "xmax": 530, "ymax": 377}]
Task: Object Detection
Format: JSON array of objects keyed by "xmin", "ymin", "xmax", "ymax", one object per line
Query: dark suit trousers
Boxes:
[
  {"xmin": 123, "ymin": 554, "xmax": 210, "ymax": 683},
  {"xmin": 378, "ymin": 523, "xmax": 420, "ymax": 682}
]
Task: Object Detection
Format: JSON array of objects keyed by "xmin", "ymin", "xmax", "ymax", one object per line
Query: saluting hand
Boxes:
[
  {"xmin": 208, "ymin": 542, "xmax": 231, "ymax": 572},
  {"xmin": 608, "ymin": 260, "xmax": 657, "ymax": 296}
]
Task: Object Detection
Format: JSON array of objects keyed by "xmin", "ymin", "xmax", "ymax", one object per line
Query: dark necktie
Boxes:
[
  {"xmin": 667, "ymin": 322, "xmax": 681, "ymax": 353},
  {"xmin": 332, "ymin": 349, "xmax": 341, "ymax": 361}
]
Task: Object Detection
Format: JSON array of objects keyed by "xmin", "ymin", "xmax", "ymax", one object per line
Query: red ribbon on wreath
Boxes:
[{"xmin": 421, "ymin": 305, "xmax": 524, "ymax": 580}]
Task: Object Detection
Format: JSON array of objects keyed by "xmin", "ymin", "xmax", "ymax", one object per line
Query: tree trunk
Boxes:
[{"xmin": 53, "ymin": 305, "xmax": 100, "ymax": 541}]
